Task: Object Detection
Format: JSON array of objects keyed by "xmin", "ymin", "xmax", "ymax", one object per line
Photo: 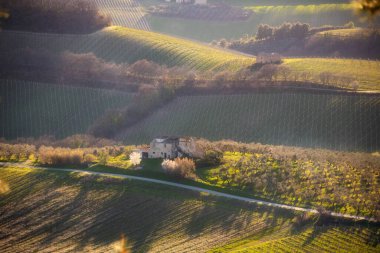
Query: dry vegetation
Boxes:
[
  {"xmin": 0, "ymin": 166, "xmax": 378, "ymax": 252},
  {"xmin": 162, "ymin": 157, "xmax": 196, "ymax": 179}
]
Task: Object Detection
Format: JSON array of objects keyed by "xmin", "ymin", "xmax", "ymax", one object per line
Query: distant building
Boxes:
[
  {"xmin": 142, "ymin": 137, "xmax": 197, "ymax": 159},
  {"xmin": 165, "ymin": 0, "xmax": 207, "ymax": 5},
  {"xmin": 256, "ymin": 52, "xmax": 282, "ymax": 64}
]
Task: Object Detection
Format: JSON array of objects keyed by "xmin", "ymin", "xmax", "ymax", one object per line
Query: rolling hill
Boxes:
[
  {"xmin": 0, "ymin": 79, "xmax": 133, "ymax": 139},
  {"xmin": 117, "ymin": 92, "xmax": 380, "ymax": 152},
  {"xmin": 0, "ymin": 26, "xmax": 254, "ymax": 71},
  {"xmin": 96, "ymin": 0, "xmax": 151, "ymax": 31},
  {"xmin": 145, "ymin": 3, "xmax": 362, "ymax": 42},
  {"xmin": 1, "ymin": 26, "xmax": 380, "ymax": 89},
  {"xmin": 0, "ymin": 166, "xmax": 378, "ymax": 252}
]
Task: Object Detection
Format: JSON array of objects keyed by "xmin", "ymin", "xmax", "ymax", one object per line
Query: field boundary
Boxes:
[{"xmin": 1, "ymin": 162, "xmax": 377, "ymax": 223}]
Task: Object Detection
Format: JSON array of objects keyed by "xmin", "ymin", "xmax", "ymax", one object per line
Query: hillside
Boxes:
[
  {"xmin": 146, "ymin": 3, "xmax": 363, "ymax": 42},
  {"xmin": 95, "ymin": 0, "xmax": 151, "ymax": 31},
  {"xmin": 1, "ymin": 26, "xmax": 380, "ymax": 89},
  {"xmin": 283, "ymin": 58, "xmax": 380, "ymax": 91},
  {"xmin": 117, "ymin": 92, "xmax": 380, "ymax": 152},
  {"xmin": 0, "ymin": 26, "xmax": 254, "ymax": 71},
  {"xmin": 0, "ymin": 166, "xmax": 378, "ymax": 252},
  {"xmin": 0, "ymin": 79, "xmax": 133, "ymax": 139},
  {"xmin": 317, "ymin": 28, "xmax": 379, "ymax": 37}
]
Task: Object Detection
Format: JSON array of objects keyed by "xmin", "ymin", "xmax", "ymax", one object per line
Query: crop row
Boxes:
[
  {"xmin": 0, "ymin": 26, "xmax": 254, "ymax": 71},
  {"xmin": 0, "ymin": 167, "xmax": 277, "ymax": 252},
  {"xmin": 0, "ymin": 79, "xmax": 133, "ymax": 139},
  {"xmin": 119, "ymin": 92, "xmax": 380, "ymax": 152}
]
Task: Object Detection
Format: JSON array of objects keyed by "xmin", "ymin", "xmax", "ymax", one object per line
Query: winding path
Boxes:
[{"xmin": 1, "ymin": 162, "xmax": 377, "ymax": 223}]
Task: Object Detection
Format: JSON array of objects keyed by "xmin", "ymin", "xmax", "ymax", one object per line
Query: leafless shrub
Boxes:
[
  {"xmin": 38, "ymin": 146, "xmax": 84, "ymax": 166},
  {"xmin": 162, "ymin": 157, "xmax": 196, "ymax": 179}
]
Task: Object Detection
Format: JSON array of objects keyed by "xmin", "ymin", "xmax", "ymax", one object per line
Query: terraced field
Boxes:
[
  {"xmin": 0, "ymin": 166, "xmax": 378, "ymax": 252},
  {"xmin": 118, "ymin": 92, "xmax": 380, "ymax": 152},
  {"xmin": 0, "ymin": 79, "xmax": 133, "ymax": 139},
  {"xmin": 0, "ymin": 26, "xmax": 254, "ymax": 71}
]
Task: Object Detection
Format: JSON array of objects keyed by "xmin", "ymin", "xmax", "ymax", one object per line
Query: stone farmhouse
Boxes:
[
  {"xmin": 165, "ymin": 0, "xmax": 207, "ymax": 5},
  {"xmin": 141, "ymin": 137, "xmax": 198, "ymax": 159},
  {"xmin": 256, "ymin": 52, "xmax": 282, "ymax": 64}
]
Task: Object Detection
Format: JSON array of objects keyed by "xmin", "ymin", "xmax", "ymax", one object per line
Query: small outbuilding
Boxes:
[{"xmin": 256, "ymin": 52, "xmax": 282, "ymax": 64}]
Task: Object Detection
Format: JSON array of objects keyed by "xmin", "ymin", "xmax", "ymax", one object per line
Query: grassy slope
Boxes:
[
  {"xmin": 0, "ymin": 166, "xmax": 378, "ymax": 252},
  {"xmin": 1, "ymin": 26, "xmax": 380, "ymax": 89},
  {"xmin": 318, "ymin": 28, "xmax": 372, "ymax": 36},
  {"xmin": 0, "ymin": 79, "xmax": 133, "ymax": 139},
  {"xmin": 146, "ymin": 4, "xmax": 359, "ymax": 42},
  {"xmin": 0, "ymin": 26, "xmax": 254, "ymax": 71},
  {"xmin": 117, "ymin": 92, "xmax": 380, "ymax": 152},
  {"xmin": 283, "ymin": 58, "xmax": 380, "ymax": 91}
]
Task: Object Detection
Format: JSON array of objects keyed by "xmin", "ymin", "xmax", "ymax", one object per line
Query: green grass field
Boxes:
[
  {"xmin": 118, "ymin": 92, "xmax": 380, "ymax": 152},
  {"xmin": 0, "ymin": 79, "xmax": 133, "ymax": 139},
  {"xmin": 283, "ymin": 58, "xmax": 380, "ymax": 91},
  {"xmin": 146, "ymin": 4, "xmax": 359, "ymax": 42},
  {"xmin": 0, "ymin": 166, "xmax": 378, "ymax": 252}
]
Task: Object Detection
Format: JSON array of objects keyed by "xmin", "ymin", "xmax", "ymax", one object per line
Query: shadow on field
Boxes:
[
  {"xmin": 185, "ymin": 198, "xmax": 291, "ymax": 238},
  {"xmin": 2, "ymin": 169, "xmax": 379, "ymax": 252},
  {"xmin": 0, "ymin": 169, "xmax": 296, "ymax": 252}
]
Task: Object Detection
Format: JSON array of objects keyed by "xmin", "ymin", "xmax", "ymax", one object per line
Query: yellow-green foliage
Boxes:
[
  {"xmin": 318, "ymin": 28, "xmax": 380, "ymax": 37},
  {"xmin": 246, "ymin": 4, "xmax": 354, "ymax": 15},
  {"xmin": 203, "ymin": 152, "xmax": 380, "ymax": 218}
]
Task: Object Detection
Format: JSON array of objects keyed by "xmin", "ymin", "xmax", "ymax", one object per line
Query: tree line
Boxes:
[{"xmin": 214, "ymin": 21, "xmax": 380, "ymax": 60}]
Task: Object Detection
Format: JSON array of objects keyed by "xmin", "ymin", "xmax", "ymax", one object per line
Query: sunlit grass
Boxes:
[
  {"xmin": 317, "ymin": 28, "xmax": 380, "ymax": 37},
  {"xmin": 283, "ymin": 58, "xmax": 380, "ymax": 90},
  {"xmin": 0, "ymin": 179, "xmax": 10, "ymax": 194},
  {"xmin": 246, "ymin": 4, "xmax": 354, "ymax": 15}
]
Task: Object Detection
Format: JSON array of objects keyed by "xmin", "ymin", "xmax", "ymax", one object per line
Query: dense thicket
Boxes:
[
  {"xmin": 0, "ymin": 0, "xmax": 110, "ymax": 33},
  {"xmin": 0, "ymin": 49, "xmax": 191, "ymax": 92}
]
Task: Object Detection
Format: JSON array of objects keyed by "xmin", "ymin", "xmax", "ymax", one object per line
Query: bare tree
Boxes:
[
  {"xmin": 278, "ymin": 66, "xmax": 291, "ymax": 81},
  {"xmin": 319, "ymin": 72, "xmax": 333, "ymax": 85}
]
